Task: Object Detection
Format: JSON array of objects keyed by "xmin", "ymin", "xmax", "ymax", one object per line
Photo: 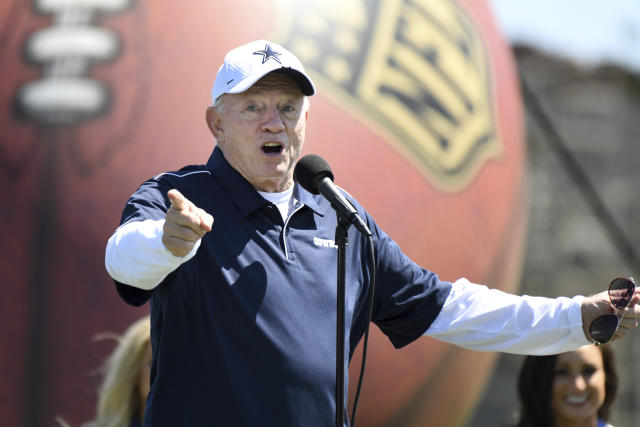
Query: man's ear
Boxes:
[{"xmin": 205, "ymin": 106, "xmax": 222, "ymax": 138}]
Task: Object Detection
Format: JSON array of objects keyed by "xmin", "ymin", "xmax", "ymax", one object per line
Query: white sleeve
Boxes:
[
  {"xmin": 104, "ymin": 219, "xmax": 201, "ymax": 290},
  {"xmin": 424, "ymin": 278, "xmax": 590, "ymax": 354}
]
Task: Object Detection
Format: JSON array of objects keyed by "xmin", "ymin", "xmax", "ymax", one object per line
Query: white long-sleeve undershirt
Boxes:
[
  {"xmin": 105, "ymin": 220, "xmax": 590, "ymax": 353},
  {"xmin": 105, "ymin": 219, "xmax": 200, "ymax": 290},
  {"xmin": 425, "ymin": 278, "xmax": 589, "ymax": 354}
]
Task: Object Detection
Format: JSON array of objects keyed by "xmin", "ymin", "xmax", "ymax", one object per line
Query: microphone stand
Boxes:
[{"xmin": 335, "ymin": 217, "xmax": 349, "ymax": 427}]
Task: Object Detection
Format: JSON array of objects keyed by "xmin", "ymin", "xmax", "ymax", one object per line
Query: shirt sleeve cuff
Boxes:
[
  {"xmin": 105, "ymin": 219, "xmax": 201, "ymax": 290},
  {"xmin": 569, "ymin": 294, "xmax": 590, "ymax": 345}
]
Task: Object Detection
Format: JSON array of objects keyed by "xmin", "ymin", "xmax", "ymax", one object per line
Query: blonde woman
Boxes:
[{"xmin": 85, "ymin": 315, "xmax": 151, "ymax": 427}]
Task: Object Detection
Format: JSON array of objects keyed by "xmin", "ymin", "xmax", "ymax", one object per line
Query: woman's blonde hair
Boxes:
[{"xmin": 85, "ymin": 315, "xmax": 151, "ymax": 427}]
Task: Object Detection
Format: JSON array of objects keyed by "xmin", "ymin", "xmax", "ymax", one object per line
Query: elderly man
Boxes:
[{"xmin": 105, "ymin": 40, "xmax": 639, "ymax": 426}]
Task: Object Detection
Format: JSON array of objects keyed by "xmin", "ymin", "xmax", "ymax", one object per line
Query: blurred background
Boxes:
[
  {"xmin": 471, "ymin": 1, "xmax": 640, "ymax": 426},
  {"xmin": 0, "ymin": 0, "xmax": 638, "ymax": 426}
]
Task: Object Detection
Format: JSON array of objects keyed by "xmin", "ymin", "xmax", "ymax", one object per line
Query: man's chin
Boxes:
[{"xmin": 253, "ymin": 174, "xmax": 293, "ymax": 192}]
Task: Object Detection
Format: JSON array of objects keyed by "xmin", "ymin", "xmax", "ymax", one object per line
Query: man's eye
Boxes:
[{"xmin": 245, "ymin": 105, "xmax": 258, "ymax": 112}]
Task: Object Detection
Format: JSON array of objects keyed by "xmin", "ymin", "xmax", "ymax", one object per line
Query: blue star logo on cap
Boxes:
[{"xmin": 253, "ymin": 44, "xmax": 282, "ymax": 64}]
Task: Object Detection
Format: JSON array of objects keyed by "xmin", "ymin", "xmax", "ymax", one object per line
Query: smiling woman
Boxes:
[{"xmin": 516, "ymin": 345, "xmax": 619, "ymax": 427}]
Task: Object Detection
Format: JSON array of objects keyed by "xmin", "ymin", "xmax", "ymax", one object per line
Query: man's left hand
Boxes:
[{"xmin": 581, "ymin": 289, "xmax": 640, "ymax": 342}]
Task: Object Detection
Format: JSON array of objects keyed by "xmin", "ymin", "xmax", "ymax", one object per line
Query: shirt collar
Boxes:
[
  {"xmin": 206, "ymin": 146, "xmax": 268, "ymax": 217},
  {"xmin": 294, "ymin": 181, "xmax": 323, "ymax": 215},
  {"xmin": 206, "ymin": 146, "xmax": 325, "ymax": 217}
]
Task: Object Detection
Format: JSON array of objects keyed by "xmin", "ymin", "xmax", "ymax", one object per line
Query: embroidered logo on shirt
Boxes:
[{"xmin": 313, "ymin": 237, "xmax": 338, "ymax": 249}]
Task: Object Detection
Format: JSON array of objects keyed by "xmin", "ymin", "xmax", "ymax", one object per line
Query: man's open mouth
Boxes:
[{"xmin": 262, "ymin": 142, "xmax": 284, "ymax": 155}]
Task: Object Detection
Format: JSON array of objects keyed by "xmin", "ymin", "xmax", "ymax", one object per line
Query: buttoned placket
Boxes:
[{"xmin": 282, "ymin": 197, "xmax": 305, "ymax": 260}]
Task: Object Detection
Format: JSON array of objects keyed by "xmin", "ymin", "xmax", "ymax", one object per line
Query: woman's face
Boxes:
[{"xmin": 551, "ymin": 345, "xmax": 606, "ymax": 426}]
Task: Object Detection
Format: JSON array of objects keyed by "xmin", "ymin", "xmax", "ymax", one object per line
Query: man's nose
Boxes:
[{"xmin": 261, "ymin": 107, "xmax": 285, "ymax": 132}]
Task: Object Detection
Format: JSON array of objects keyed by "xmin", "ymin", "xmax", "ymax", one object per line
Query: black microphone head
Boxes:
[{"xmin": 294, "ymin": 154, "xmax": 334, "ymax": 194}]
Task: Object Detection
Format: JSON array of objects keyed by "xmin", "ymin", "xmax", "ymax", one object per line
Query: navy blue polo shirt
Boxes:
[{"xmin": 115, "ymin": 146, "xmax": 451, "ymax": 426}]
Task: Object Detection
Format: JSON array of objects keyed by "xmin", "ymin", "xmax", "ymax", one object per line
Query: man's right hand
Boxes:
[{"xmin": 162, "ymin": 189, "xmax": 214, "ymax": 257}]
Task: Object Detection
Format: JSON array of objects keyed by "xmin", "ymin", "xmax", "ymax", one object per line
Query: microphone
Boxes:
[{"xmin": 294, "ymin": 154, "xmax": 372, "ymax": 236}]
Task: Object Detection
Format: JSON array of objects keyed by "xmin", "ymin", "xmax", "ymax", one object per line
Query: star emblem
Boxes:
[{"xmin": 253, "ymin": 44, "xmax": 282, "ymax": 64}]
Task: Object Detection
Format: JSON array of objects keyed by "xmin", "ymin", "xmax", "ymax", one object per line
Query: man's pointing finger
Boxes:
[{"xmin": 168, "ymin": 189, "xmax": 190, "ymax": 212}]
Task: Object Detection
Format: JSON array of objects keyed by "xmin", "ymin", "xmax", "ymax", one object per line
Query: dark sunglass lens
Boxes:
[
  {"xmin": 589, "ymin": 314, "xmax": 619, "ymax": 344},
  {"xmin": 609, "ymin": 278, "xmax": 635, "ymax": 309}
]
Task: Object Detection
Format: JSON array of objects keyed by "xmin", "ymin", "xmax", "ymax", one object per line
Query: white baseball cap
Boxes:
[{"xmin": 210, "ymin": 40, "xmax": 316, "ymax": 104}]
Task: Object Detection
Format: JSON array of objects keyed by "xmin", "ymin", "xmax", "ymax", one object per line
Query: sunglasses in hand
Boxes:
[{"xmin": 589, "ymin": 277, "xmax": 636, "ymax": 346}]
